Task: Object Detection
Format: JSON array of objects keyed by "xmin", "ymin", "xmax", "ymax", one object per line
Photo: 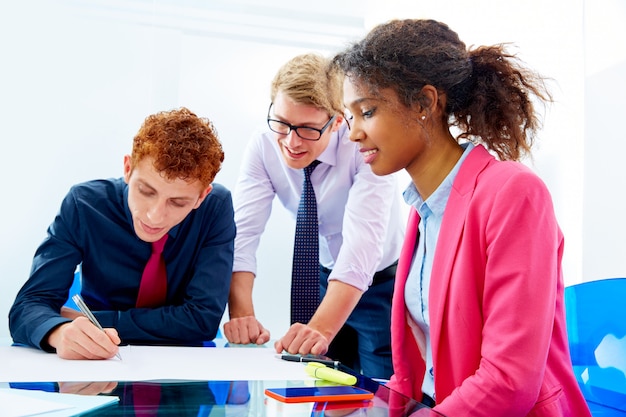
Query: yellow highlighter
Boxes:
[{"xmin": 305, "ymin": 362, "xmax": 357, "ymax": 386}]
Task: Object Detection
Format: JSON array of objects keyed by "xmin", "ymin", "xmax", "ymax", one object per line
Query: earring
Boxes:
[{"xmin": 420, "ymin": 115, "xmax": 426, "ymax": 120}]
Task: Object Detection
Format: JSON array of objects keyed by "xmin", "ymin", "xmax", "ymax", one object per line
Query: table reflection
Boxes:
[{"xmin": 9, "ymin": 378, "xmax": 443, "ymax": 416}]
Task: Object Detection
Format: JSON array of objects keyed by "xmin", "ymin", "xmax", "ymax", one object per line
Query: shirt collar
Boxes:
[{"xmin": 403, "ymin": 142, "xmax": 475, "ymax": 216}]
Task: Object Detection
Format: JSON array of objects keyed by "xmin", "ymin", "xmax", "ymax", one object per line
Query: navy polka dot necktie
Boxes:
[{"xmin": 291, "ymin": 160, "xmax": 321, "ymax": 324}]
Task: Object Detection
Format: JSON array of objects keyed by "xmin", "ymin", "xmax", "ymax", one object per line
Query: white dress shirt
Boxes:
[{"xmin": 233, "ymin": 124, "xmax": 404, "ymax": 291}]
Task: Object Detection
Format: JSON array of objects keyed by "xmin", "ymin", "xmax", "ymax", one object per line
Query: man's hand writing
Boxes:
[{"xmin": 47, "ymin": 316, "xmax": 121, "ymax": 360}]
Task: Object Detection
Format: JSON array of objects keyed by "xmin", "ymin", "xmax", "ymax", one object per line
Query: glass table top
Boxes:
[{"xmin": 9, "ymin": 377, "xmax": 444, "ymax": 416}]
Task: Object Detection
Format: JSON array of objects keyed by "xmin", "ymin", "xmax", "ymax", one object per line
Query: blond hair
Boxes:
[{"xmin": 270, "ymin": 53, "xmax": 343, "ymax": 117}]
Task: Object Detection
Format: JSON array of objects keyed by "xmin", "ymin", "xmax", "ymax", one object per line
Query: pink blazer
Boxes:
[{"xmin": 388, "ymin": 145, "xmax": 590, "ymax": 416}]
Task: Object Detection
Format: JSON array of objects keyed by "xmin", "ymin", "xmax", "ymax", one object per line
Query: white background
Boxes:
[{"xmin": 0, "ymin": 0, "xmax": 624, "ymax": 340}]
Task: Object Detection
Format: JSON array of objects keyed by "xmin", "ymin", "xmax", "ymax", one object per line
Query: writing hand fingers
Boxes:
[{"xmin": 55, "ymin": 317, "xmax": 119, "ymax": 360}]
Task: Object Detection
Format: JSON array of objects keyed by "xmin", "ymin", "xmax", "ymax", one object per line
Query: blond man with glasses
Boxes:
[{"xmin": 224, "ymin": 53, "xmax": 404, "ymax": 380}]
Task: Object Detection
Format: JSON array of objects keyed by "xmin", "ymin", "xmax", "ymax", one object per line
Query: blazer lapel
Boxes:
[
  {"xmin": 429, "ymin": 145, "xmax": 494, "ymax": 349},
  {"xmin": 391, "ymin": 205, "xmax": 432, "ymax": 401},
  {"xmin": 396, "ymin": 208, "xmax": 419, "ymax": 284},
  {"xmin": 392, "ymin": 208, "xmax": 420, "ymax": 364}
]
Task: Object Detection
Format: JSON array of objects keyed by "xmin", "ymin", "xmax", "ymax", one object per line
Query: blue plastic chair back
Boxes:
[
  {"xmin": 63, "ymin": 269, "xmax": 82, "ymax": 310},
  {"xmin": 565, "ymin": 278, "xmax": 626, "ymax": 414}
]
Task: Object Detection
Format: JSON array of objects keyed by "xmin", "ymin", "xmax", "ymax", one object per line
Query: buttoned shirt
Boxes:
[
  {"xmin": 233, "ymin": 124, "xmax": 404, "ymax": 291},
  {"xmin": 9, "ymin": 178, "xmax": 235, "ymax": 350}
]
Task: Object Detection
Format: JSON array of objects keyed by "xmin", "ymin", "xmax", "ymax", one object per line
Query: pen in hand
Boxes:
[{"xmin": 71, "ymin": 294, "xmax": 122, "ymax": 360}]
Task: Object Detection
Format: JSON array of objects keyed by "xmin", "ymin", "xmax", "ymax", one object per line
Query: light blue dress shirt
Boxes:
[
  {"xmin": 233, "ymin": 124, "xmax": 404, "ymax": 291},
  {"xmin": 404, "ymin": 142, "xmax": 474, "ymax": 398}
]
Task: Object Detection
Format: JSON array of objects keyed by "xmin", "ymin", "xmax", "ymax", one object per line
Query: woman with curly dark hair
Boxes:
[{"xmin": 334, "ymin": 19, "xmax": 590, "ymax": 416}]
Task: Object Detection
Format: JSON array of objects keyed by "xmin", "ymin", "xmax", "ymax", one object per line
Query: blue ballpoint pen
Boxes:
[{"xmin": 72, "ymin": 294, "xmax": 122, "ymax": 360}]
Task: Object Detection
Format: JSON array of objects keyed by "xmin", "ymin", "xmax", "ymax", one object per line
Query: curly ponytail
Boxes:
[
  {"xmin": 333, "ymin": 19, "xmax": 552, "ymax": 161},
  {"xmin": 453, "ymin": 45, "xmax": 551, "ymax": 161}
]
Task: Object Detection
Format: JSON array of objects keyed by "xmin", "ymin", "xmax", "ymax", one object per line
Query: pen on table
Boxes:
[
  {"xmin": 279, "ymin": 354, "xmax": 341, "ymax": 369},
  {"xmin": 71, "ymin": 294, "xmax": 122, "ymax": 361}
]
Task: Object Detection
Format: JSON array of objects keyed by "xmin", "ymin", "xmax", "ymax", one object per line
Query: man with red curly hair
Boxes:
[{"xmin": 9, "ymin": 108, "xmax": 235, "ymax": 360}]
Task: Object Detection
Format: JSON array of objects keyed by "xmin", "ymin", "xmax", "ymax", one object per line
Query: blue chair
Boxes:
[
  {"xmin": 565, "ymin": 278, "xmax": 626, "ymax": 415},
  {"xmin": 63, "ymin": 268, "xmax": 82, "ymax": 310}
]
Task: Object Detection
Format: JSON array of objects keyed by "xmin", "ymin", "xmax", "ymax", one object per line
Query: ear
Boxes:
[
  {"xmin": 418, "ymin": 85, "xmax": 441, "ymax": 118},
  {"xmin": 330, "ymin": 114, "xmax": 344, "ymax": 132},
  {"xmin": 193, "ymin": 184, "xmax": 213, "ymax": 209},
  {"xmin": 123, "ymin": 155, "xmax": 132, "ymax": 183}
]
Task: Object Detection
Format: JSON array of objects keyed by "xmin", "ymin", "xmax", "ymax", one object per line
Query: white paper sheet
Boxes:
[
  {"xmin": 0, "ymin": 345, "xmax": 316, "ymax": 383},
  {"xmin": 0, "ymin": 389, "xmax": 71, "ymax": 417},
  {"xmin": 0, "ymin": 388, "xmax": 118, "ymax": 417}
]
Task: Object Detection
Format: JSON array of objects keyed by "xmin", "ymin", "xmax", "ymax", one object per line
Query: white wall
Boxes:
[
  {"xmin": 0, "ymin": 0, "xmax": 623, "ymax": 341},
  {"xmin": 582, "ymin": 0, "xmax": 626, "ymax": 281},
  {"xmin": 0, "ymin": 0, "xmax": 364, "ymax": 340}
]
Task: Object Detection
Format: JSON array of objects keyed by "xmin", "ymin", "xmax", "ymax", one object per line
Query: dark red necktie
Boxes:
[
  {"xmin": 132, "ymin": 382, "xmax": 161, "ymax": 416},
  {"xmin": 136, "ymin": 234, "xmax": 168, "ymax": 308}
]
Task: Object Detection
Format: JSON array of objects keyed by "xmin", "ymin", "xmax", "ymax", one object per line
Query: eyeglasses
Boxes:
[{"xmin": 267, "ymin": 103, "xmax": 336, "ymax": 141}]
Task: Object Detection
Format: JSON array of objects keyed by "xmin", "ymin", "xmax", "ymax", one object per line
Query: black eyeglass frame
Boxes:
[{"xmin": 266, "ymin": 103, "xmax": 336, "ymax": 141}]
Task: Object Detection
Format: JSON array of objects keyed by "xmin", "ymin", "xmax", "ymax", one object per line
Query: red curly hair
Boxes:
[{"xmin": 130, "ymin": 107, "xmax": 224, "ymax": 187}]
